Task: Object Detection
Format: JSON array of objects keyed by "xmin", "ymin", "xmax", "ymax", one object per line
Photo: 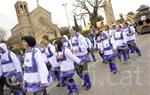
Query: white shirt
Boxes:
[
  {"xmin": 58, "ymin": 48, "xmax": 81, "ymax": 72},
  {"xmin": 0, "ymin": 43, "xmax": 22, "ymax": 75},
  {"xmin": 44, "ymin": 44, "xmax": 60, "ymax": 68},
  {"xmin": 85, "ymin": 38, "xmax": 93, "ymax": 49},
  {"xmin": 111, "ymin": 31, "xmax": 127, "ymax": 48},
  {"xmin": 69, "ymin": 33, "xmax": 88, "ymax": 56},
  {"xmin": 24, "ymin": 48, "xmax": 50, "ymax": 84},
  {"xmin": 101, "ymin": 39, "xmax": 116, "ymax": 55}
]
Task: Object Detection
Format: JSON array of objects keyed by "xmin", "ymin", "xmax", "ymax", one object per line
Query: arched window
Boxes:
[
  {"xmin": 20, "ymin": 5, "xmax": 24, "ymax": 13},
  {"xmin": 24, "ymin": 5, "xmax": 28, "ymax": 13}
]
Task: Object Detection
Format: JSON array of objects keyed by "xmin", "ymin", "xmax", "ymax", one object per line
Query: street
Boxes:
[
  {"xmin": 4, "ymin": 34, "xmax": 150, "ymax": 95},
  {"xmin": 46, "ymin": 34, "xmax": 150, "ymax": 95}
]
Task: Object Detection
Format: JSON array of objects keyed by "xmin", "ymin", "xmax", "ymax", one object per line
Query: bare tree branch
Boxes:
[
  {"xmin": 72, "ymin": 0, "xmax": 103, "ymax": 27},
  {"xmin": 73, "ymin": 12, "xmax": 88, "ymax": 17},
  {"xmin": 87, "ymin": 0, "xmax": 94, "ymax": 7},
  {"xmin": 97, "ymin": 0, "xmax": 103, "ymax": 6}
]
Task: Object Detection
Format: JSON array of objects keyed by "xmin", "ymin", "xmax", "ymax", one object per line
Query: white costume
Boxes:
[
  {"xmin": 68, "ymin": 33, "xmax": 92, "ymax": 87},
  {"xmin": 0, "ymin": 43, "xmax": 23, "ymax": 82},
  {"xmin": 23, "ymin": 47, "xmax": 52, "ymax": 92},
  {"xmin": 69, "ymin": 32, "xmax": 88, "ymax": 57},
  {"xmin": 111, "ymin": 30, "xmax": 128, "ymax": 49},
  {"xmin": 124, "ymin": 26, "xmax": 136, "ymax": 42},
  {"xmin": 62, "ymin": 35, "xmax": 69, "ymax": 48},
  {"xmin": 100, "ymin": 38, "xmax": 118, "ymax": 73},
  {"xmin": 111, "ymin": 30, "xmax": 129, "ymax": 62},
  {"xmin": 96, "ymin": 34, "xmax": 102, "ymax": 51},
  {"xmin": 56, "ymin": 47, "xmax": 81, "ymax": 93},
  {"xmin": 85, "ymin": 38, "xmax": 93, "ymax": 49},
  {"xmin": 102, "ymin": 30, "xmax": 114, "ymax": 40},
  {"xmin": 44, "ymin": 44, "xmax": 60, "ymax": 70},
  {"xmin": 57, "ymin": 47, "xmax": 82, "ymax": 76},
  {"xmin": 100, "ymin": 39, "xmax": 117, "ymax": 56},
  {"xmin": 123, "ymin": 25, "xmax": 141, "ymax": 56}
]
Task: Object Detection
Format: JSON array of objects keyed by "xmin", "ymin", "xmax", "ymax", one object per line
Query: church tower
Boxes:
[
  {"xmin": 103, "ymin": 0, "xmax": 115, "ymax": 26},
  {"xmin": 15, "ymin": 1, "xmax": 34, "ymax": 36}
]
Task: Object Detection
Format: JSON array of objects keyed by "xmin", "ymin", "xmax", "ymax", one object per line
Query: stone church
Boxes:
[{"xmin": 8, "ymin": 1, "xmax": 61, "ymax": 47}]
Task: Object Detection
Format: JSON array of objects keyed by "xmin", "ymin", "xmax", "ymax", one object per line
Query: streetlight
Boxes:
[{"xmin": 62, "ymin": 3, "xmax": 70, "ymax": 27}]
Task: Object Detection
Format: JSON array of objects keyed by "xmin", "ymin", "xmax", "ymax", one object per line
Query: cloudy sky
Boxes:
[{"xmin": 0, "ymin": 0, "xmax": 150, "ymax": 37}]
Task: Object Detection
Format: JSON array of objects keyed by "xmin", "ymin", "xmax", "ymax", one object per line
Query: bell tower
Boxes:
[
  {"xmin": 15, "ymin": 1, "xmax": 34, "ymax": 36},
  {"xmin": 103, "ymin": 0, "xmax": 115, "ymax": 26}
]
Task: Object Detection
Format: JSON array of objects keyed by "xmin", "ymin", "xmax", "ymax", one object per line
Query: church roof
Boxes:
[
  {"xmin": 11, "ymin": 5, "xmax": 51, "ymax": 31},
  {"xmin": 11, "ymin": 24, "xmax": 19, "ymax": 31},
  {"xmin": 137, "ymin": 5, "xmax": 150, "ymax": 11},
  {"xmin": 30, "ymin": 6, "xmax": 51, "ymax": 15}
]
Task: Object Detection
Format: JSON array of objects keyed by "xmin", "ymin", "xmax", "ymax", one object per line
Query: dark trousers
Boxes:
[
  {"xmin": 74, "ymin": 62, "xmax": 88, "ymax": 78},
  {"xmin": 53, "ymin": 70, "xmax": 62, "ymax": 85},
  {"xmin": 33, "ymin": 89, "xmax": 48, "ymax": 95},
  {"xmin": 74, "ymin": 62, "xmax": 91, "ymax": 86},
  {"xmin": 62, "ymin": 75, "xmax": 78, "ymax": 93},
  {"xmin": 105, "ymin": 58, "xmax": 117, "ymax": 73},
  {"xmin": 0, "ymin": 77, "xmax": 10, "ymax": 95},
  {"xmin": 117, "ymin": 49, "xmax": 128, "ymax": 62},
  {"xmin": 99, "ymin": 51, "xmax": 105, "ymax": 63},
  {"xmin": 87, "ymin": 48, "xmax": 96, "ymax": 61},
  {"xmin": 127, "ymin": 41, "xmax": 141, "ymax": 56}
]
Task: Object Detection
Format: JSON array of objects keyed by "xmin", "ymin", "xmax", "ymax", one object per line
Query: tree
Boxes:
[
  {"xmin": 96, "ymin": 15, "xmax": 104, "ymax": 22},
  {"xmin": 60, "ymin": 27, "xmax": 69, "ymax": 36},
  {"xmin": 0, "ymin": 28, "xmax": 7, "ymax": 42},
  {"xmin": 72, "ymin": 0, "xmax": 103, "ymax": 27},
  {"xmin": 74, "ymin": 15, "xmax": 80, "ymax": 32},
  {"xmin": 127, "ymin": 11, "xmax": 135, "ymax": 16},
  {"xmin": 119, "ymin": 13, "xmax": 125, "ymax": 23}
]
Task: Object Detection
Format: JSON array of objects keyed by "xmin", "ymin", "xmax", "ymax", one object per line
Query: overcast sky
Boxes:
[{"xmin": 0, "ymin": 0, "xmax": 150, "ymax": 37}]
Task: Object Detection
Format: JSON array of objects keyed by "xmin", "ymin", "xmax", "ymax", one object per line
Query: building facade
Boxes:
[{"xmin": 8, "ymin": 1, "xmax": 61, "ymax": 48}]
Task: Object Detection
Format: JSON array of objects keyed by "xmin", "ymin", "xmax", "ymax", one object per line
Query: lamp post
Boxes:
[{"xmin": 62, "ymin": 3, "xmax": 70, "ymax": 27}]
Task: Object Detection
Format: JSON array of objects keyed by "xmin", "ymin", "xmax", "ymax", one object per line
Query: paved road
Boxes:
[
  {"xmin": 46, "ymin": 34, "xmax": 150, "ymax": 95},
  {"xmin": 5, "ymin": 34, "xmax": 150, "ymax": 95}
]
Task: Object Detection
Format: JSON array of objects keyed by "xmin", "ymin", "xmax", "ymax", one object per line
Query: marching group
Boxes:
[{"xmin": 0, "ymin": 22, "xmax": 141, "ymax": 95}]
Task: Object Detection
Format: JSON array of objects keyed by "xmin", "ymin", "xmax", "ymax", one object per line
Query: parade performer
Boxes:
[
  {"xmin": 111, "ymin": 25, "xmax": 129, "ymax": 63},
  {"xmin": 103, "ymin": 25, "xmax": 114, "ymax": 40},
  {"xmin": 94, "ymin": 27, "xmax": 106, "ymax": 63},
  {"xmin": 123, "ymin": 22, "xmax": 141, "ymax": 57},
  {"xmin": 21, "ymin": 36, "xmax": 52, "ymax": 95},
  {"xmin": 0, "ymin": 43, "xmax": 24, "ymax": 95},
  {"xmin": 41, "ymin": 35, "xmax": 61, "ymax": 87},
  {"xmin": 100, "ymin": 33, "xmax": 118, "ymax": 74},
  {"xmin": 85, "ymin": 37, "xmax": 96, "ymax": 62},
  {"xmin": 68, "ymin": 26, "xmax": 91, "ymax": 90},
  {"xmin": 54, "ymin": 40, "xmax": 84, "ymax": 95},
  {"xmin": 61, "ymin": 35, "xmax": 69, "ymax": 48}
]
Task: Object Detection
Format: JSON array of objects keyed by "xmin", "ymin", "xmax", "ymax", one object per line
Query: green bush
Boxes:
[{"xmin": 81, "ymin": 30, "xmax": 90, "ymax": 37}]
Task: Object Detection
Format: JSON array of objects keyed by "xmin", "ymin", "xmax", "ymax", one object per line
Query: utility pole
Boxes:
[{"xmin": 62, "ymin": 3, "xmax": 70, "ymax": 27}]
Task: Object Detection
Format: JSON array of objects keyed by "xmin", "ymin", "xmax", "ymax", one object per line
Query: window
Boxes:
[
  {"xmin": 24, "ymin": 5, "xmax": 28, "ymax": 13},
  {"xmin": 20, "ymin": 5, "xmax": 24, "ymax": 13}
]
